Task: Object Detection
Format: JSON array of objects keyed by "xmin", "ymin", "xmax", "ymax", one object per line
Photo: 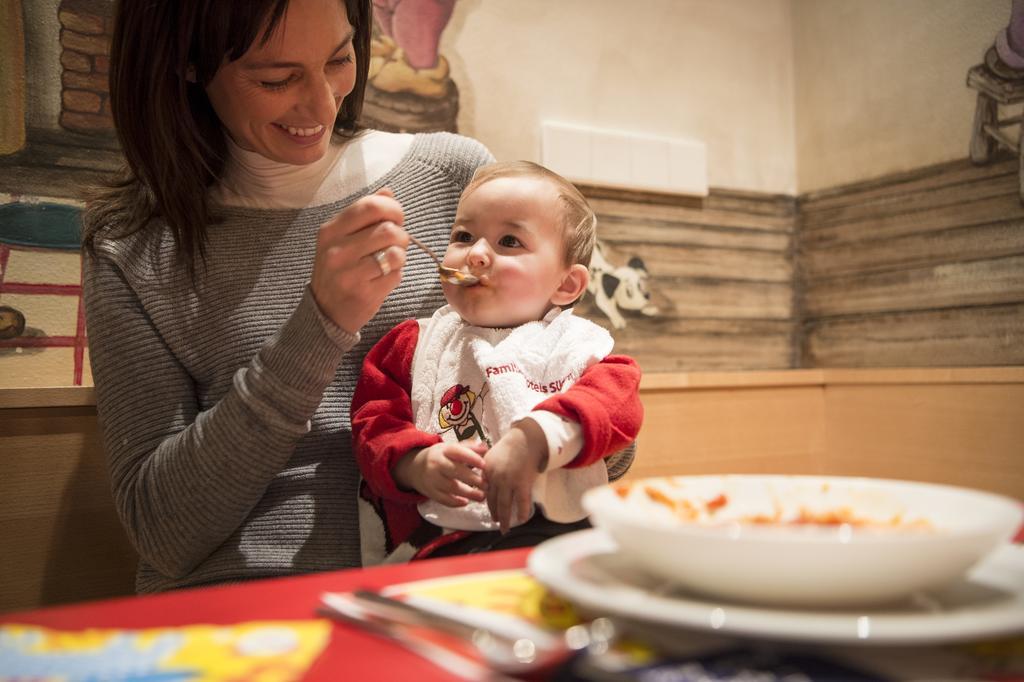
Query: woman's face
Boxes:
[{"xmin": 205, "ymin": 0, "xmax": 356, "ymax": 165}]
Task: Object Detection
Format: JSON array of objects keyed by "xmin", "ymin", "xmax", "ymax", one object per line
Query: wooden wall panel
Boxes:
[
  {"xmin": 586, "ymin": 187, "xmax": 795, "ymax": 232},
  {"xmin": 802, "ymin": 178, "xmax": 1020, "ymax": 243},
  {"xmin": 577, "ymin": 156, "xmax": 1023, "ymax": 372},
  {"xmin": 615, "ymin": 241, "xmax": 792, "ymax": 282},
  {"xmin": 797, "ymin": 160, "xmax": 1014, "ymax": 214},
  {"xmin": 599, "ymin": 217, "xmax": 791, "ymax": 251},
  {"xmin": 611, "ymin": 323, "xmax": 793, "ymax": 372},
  {"xmin": 630, "ymin": 369, "xmax": 1024, "ymax": 501},
  {"xmin": 655, "ymin": 280, "xmax": 793, "ymax": 319},
  {"xmin": 0, "ymin": 405, "xmax": 136, "ymax": 614},
  {"xmin": 804, "ymin": 304, "xmax": 1024, "ymax": 367},
  {"xmin": 633, "ymin": 383, "xmax": 826, "ymax": 481},
  {"xmin": 578, "ymin": 187, "xmax": 798, "ymax": 372},
  {"xmin": 803, "ymin": 220, "xmax": 1024, "ymax": 279},
  {"xmin": 802, "ymin": 176, "xmax": 1019, "ymax": 240},
  {"xmin": 804, "ymin": 254, "xmax": 1024, "ymax": 317},
  {"xmin": 2, "ymin": 369, "xmax": 1019, "ymax": 612},
  {"xmin": 799, "ymin": 156, "xmax": 1024, "ymax": 367},
  {"xmin": 823, "ymin": 383, "xmax": 1024, "ymax": 500}
]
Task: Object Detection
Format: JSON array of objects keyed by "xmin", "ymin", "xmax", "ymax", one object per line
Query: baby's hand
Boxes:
[
  {"xmin": 484, "ymin": 419, "xmax": 548, "ymax": 533},
  {"xmin": 395, "ymin": 442, "xmax": 487, "ymax": 507}
]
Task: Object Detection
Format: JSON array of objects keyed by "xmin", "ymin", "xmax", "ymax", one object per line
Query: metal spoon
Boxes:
[
  {"xmin": 351, "ymin": 589, "xmax": 616, "ymax": 668},
  {"xmin": 320, "ymin": 589, "xmax": 614, "ymax": 676},
  {"xmin": 318, "ymin": 593, "xmax": 504, "ymax": 680},
  {"xmin": 407, "ymin": 233, "xmax": 480, "ymax": 286}
]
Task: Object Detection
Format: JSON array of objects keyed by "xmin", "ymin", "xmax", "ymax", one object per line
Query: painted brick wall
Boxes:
[{"xmin": 58, "ymin": 0, "xmax": 113, "ymax": 134}]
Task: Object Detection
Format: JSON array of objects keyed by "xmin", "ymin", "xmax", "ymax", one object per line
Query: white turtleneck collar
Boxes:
[{"xmin": 211, "ymin": 129, "xmax": 415, "ymax": 209}]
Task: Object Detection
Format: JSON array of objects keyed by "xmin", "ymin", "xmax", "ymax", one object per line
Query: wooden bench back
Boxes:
[{"xmin": 2, "ymin": 368, "xmax": 1021, "ymax": 614}]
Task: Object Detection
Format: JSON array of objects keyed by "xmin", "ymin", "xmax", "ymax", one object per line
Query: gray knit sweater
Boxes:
[{"xmin": 84, "ymin": 133, "xmax": 494, "ymax": 593}]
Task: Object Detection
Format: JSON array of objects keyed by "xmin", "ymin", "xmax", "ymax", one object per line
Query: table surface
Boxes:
[
  {"xmin": 0, "ymin": 548, "xmax": 533, "ymax": 681},
  {"xmin": 5, "ymin": 528, "xmax": 1023, "ymax": 681}
]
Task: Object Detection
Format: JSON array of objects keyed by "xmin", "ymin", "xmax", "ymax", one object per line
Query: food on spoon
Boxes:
[{"xmin": 439, "ymin": 268, "xmax": 480, "ymax": 286}]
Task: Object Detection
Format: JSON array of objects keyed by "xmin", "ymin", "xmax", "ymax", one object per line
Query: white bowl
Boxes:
[{"xmin": 582, "ymin": 475, "xmax": 1023, "ymax": 607}]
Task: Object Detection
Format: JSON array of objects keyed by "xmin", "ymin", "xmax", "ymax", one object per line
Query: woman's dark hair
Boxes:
[{"xmin": 82, "ymin": 0, "xmax": 373, "ymax": 276}]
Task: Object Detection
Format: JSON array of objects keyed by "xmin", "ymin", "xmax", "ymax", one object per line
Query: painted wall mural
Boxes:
[
  {"xmin": 1, "ymin": 0, "xmax": 111, "ymax": 387},
  {"xmin": 0, "ymin": 0, "xmax": 471, "ymax": 388},
  {"xmin": 363, "ymin": 0, "xmax": 460, "ymax": 133},
  {"xmin": 1, "ymin": 2, "xmax": 1020, "ymax": 387},
  {"xmin": 0, "ymin": 0, "xmax": 663, "ymax": 388},
  {"xmin": 0, "ymin": 202, "xmax": 90, "ymax": 385},
  {"xmin": 968, "ymin": 0, "xmax": 1024, "ymax": 201},
  {"xmin": 581, "ymin": 241, "xmax": 658, "ymax": 331}
]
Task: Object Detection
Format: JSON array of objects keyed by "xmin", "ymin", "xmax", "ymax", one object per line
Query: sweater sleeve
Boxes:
[
  {"xmin": 532, "ymin": 354, "xmax": 643, "ymax": 468},
  {"xmin": 351, "ymin": 319, "xmax": 441, "ymax": 503},
  {"xmin": 84, "ymin": 252, "xmax": 356, "ymax": 580}
]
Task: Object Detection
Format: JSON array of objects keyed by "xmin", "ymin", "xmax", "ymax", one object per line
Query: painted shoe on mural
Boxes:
[
  {"xmin": 370, "ymin": 49, "xmax": 450, "ymax": 98},
  {"xmin": 0, "ymin": 306, "xmax": 26, "ymax": 340},
  {"xmin": 369, "ymin": 35, "xmax": 397, "ymax": 80}
]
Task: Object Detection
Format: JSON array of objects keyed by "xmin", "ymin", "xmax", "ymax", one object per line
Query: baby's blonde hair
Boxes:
[{"xmin": 461, "ymin": 161, "xmax": 597, "ymax": 267}]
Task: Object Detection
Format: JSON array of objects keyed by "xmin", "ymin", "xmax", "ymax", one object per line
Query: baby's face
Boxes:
[{"xmin": 442, "ymin": 176, "xmax": 575, "ymax": 328}]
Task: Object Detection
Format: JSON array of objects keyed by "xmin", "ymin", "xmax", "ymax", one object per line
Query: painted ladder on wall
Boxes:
[{"xmin": 0, "ymin": 202, "xmax": 88, "ymax": 386}]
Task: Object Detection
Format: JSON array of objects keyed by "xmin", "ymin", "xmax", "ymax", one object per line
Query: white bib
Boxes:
[{"xmin": 411, "ymin": 306, "xmax": 613, "ymax": 529}]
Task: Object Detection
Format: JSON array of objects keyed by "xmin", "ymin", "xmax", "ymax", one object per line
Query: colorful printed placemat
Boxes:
[{"xmin": 0, "ymin": 619, "xmax": 331, "ymax": 682}]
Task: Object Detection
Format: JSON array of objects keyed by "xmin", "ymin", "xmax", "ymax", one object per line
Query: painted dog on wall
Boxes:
[{"xmin": 587, "ymin": 241, "xmax": 658, "ymax": 330}]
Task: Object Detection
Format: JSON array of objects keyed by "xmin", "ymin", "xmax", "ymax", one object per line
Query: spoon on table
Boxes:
[
  {"xmin": 407, "ymin": 233, "xmax": 480, "ymax": 286},
  {"xmin": 319, "ymin": 589, "xmax": 615, "ymax": 677}
]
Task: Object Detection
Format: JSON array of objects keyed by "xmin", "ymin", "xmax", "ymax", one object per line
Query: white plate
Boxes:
[{"xmin": 527, "ymin": 529, "xmax": 1024, "ymax": 645}]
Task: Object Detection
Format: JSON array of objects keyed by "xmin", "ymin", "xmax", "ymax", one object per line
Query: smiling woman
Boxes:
[
  {"xmin": 203, "ymin": 0, "xmax": 357, "ymax": 166},
  {"xmin": 82, "ymin": 0, "xmax": 374, "ymax": 271},
  {"xmin": 75, "ymin": 0, "xmax": 497, "ymax": 595}
]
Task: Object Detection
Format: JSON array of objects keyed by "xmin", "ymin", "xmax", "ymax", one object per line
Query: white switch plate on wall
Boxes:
[{"xmin": 541, "ymin": 121, "xmax": 708, "ymax": 197}]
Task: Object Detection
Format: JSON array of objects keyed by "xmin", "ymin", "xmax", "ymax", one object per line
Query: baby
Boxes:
[{"xmin": 352, "ymin": 160, "xmax": 643, "ymax": 564}]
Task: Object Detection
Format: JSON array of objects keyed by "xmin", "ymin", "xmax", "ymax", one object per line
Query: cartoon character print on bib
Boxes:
[{"xmin": 438, "ymin": 382, "xmax": 492, "ymax": 446}]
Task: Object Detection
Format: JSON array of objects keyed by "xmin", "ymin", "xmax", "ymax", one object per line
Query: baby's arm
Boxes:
[
  {"xmin": 484, "ymin": 354, "xmax": 644, "ymax": 530},
  {"xmin": 352, "ymin": 320, "xmax": 488, "ymax": 508},
  {"xmin": 480, "ymin": 418, "xmax": 548, "ymax": 531},
  {"xmin": 533, "ymin": 354, "xmax": 643, "ymax": 466},
  {"xmin": 352, "ymin": 320, "xmax": 443, "ymax": 504}
]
